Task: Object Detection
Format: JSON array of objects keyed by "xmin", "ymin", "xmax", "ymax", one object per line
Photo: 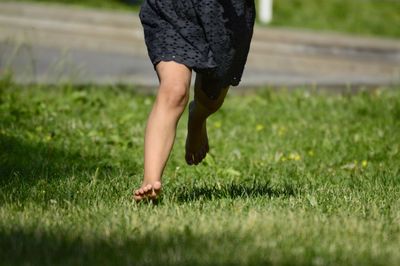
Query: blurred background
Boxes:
[
  {"xmin": 4, "ymin": 0, "xmax": 400, "ymax": 37},
  {"xmin": 1, "ymin": 0, "xmax": 399, "ymax": 90}
]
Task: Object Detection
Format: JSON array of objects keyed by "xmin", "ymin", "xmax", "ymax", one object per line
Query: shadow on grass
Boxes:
[
  {"xmin": 0, "ymin": 133, "xmax": 143, "ymax": 205},
  {"xmin": 0, "ymin": 228, "xmax": 281, "ymax": 266},
  {"xmin": 0, "ymin": 135, "xmax": 98, "ymax": 183},
  {"xmin": 173, "ymin": 180, "xmax": 296, "ymax": 202}
]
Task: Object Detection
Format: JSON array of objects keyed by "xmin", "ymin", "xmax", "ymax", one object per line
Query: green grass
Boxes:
[
  {"xmin": 2, "ymin": 0, "xmax": 400, "ymax": 38},
  {"xmin": 1, "ymin": 76, "xmax": 400, "ymax": 265},
  {"xmin": 269, "ymin": 0, "xmax": 400, "ymax": 38}
]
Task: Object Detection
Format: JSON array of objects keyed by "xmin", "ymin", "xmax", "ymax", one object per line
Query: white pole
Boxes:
[{"xmin": 259, "ymin": 0, "xmax": 273, "ymax": 24}]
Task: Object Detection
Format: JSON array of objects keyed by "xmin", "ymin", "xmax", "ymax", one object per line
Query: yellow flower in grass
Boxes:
[
  {"xmin": 256, "ymin": 124, "xmax": 264, "ymax": 131},
  {"xmin": 214, "ymin": 121, "xmax": 222, "ymax": 128},
  {"xmin": 289, "ymin": 152, "xmax": 301, "ymax": 161},
  {"xmin": 278, "ymin": 126, "xmax": 287, "ymax": 137},
  {"xmin": 362, "ymin": 160, "xmax": 368, "ymax": 168},
  {"xmin": 44, "ymin": 134, "xmax": 52, "ymax": 142}
]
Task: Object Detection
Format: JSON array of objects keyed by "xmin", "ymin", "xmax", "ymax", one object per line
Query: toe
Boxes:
[
  {"xmin": 133, "ymin": 194, "xmax": 142, "ymax": 202},
  {"xmin": 149, "ymin": 181, "xmax": 162, "ymax": 199},
  {"xmin": 193, "ymin": 154, "xmax": 201, "ymax": 165},
  {"xmin": 153, "ymin": 181, "xmax": 162, "ymax": 191},
  {"xmin": 133, "ymin": 189, "xmax": 143, "ymax": 200},
  {"xmin": 144, "ymin": 184, "xmax": 153, "ymax": 195},
  {"xmin": 194, "ymin": 152, "xmax": 201, "ymax": 163},
  {"xmin": 199, "ymin": 151, "xmax": 206, "ymax": 163},
  {"xmin": 139, "ymin": 188, "xmax": 145, "ymax": 195},
  {"xmin": 185, "ymin": 152, "xmax": 194, "ymax": 165},
  {"xmin": 200, "ymin": 145, "xmax": 207, "ymax": 157},
  {"xmin": 197, "ymin": 148, "xmax": 207, "ymax": 162},
  {"xmin": 143, "ymin": 184, "xmax": 152, "ymax": 193},
  {"xmin": 133, "ymin": 182, "xmax": 162, "ymax": 203}
]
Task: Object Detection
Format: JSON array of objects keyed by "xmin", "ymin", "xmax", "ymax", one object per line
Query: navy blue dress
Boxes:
[{"xmin": 139, "ymin": 0, "xmax": 256, "ymax": 99}]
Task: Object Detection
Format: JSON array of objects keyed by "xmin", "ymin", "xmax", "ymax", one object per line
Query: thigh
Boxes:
[{"xmin": 155, "ymin": 61, "xmax": 192, "ymax": 90}]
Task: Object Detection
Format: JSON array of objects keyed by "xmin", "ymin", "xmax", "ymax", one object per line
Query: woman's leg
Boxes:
[
  {"xmin": 134, "ymin": 61, "xmax": 192, "ymax": 201},
  {"xmin": 185, "ymin": 73, "xmax": 229, "ymax": 165}
]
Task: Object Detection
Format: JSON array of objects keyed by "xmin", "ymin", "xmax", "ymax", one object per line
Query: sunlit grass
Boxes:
[
  {"xmin": 269, "ymin": 0, "xmax": 400, "ymax": 38},
  {"xmin": 1, "ymin": 77, "xmax": 400, "ymax": 265}
]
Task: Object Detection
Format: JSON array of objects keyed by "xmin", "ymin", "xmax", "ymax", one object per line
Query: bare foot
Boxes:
[
  {"xmin": 185, "ymin": 101, "xmax": 210, "ymax": 165},
  {"xmin": 133, "ymin": 181, "xmax": 162, "ymax": 202}
]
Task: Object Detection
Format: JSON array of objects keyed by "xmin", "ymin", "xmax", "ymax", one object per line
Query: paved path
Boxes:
[{"xmin": 1, "ymin": 2, "xmax": 399, "ymax": 90}]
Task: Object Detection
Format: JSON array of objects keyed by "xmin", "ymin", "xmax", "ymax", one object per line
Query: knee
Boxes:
[
  {"xmin": 196, "ymin": 87, "xmax": 228, "ymax": 114},
  {"xmin": 157, "ymin": 83, "xmax": 189, "ymax": 111}
]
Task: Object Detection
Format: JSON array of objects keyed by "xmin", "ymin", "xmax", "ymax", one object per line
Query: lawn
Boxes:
[
  {"xmin": 0, "ymin": 75, "xmax": 399, "ymax": 265},
  {"xmin": 2, "ymin": 0, "xmax": 400, "ymax": 38},
  {"xmin": 270, "ymin": 0, "xmax": 400, "ymax": 38}
]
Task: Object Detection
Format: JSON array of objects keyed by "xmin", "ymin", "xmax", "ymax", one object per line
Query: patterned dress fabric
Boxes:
[{"xmin": 139, "ymin": 0, "xmax": 256, "ymax": 99}]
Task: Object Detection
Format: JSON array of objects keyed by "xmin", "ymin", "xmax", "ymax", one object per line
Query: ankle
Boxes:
[{"xmin": 142, "ymin": 176, "xmax": 161, "ymax": 184}]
